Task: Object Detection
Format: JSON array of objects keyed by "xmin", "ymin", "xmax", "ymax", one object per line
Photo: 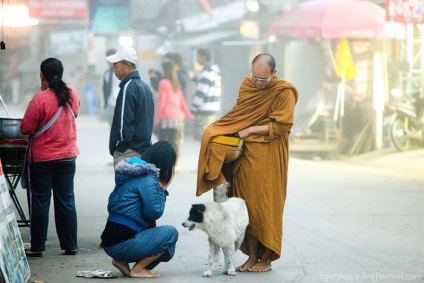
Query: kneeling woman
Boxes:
[{"xmin": 101, "ymin": 141, "xmax": 178, "ymax": 278}]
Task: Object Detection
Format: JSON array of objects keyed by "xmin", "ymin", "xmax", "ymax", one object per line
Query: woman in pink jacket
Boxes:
[
  {"xmin": 20, "ymin": 58, "xmax": 80, "ymax": 257},
  {"xmin": 155, "ymin": 61, "xmax": 194, "ymax": 167}
]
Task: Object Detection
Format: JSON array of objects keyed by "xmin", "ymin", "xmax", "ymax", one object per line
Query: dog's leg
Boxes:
[
  {"xmin": 222, "ymin": 245, "xmax": 236, "ymax": 276},
  {"xmin": 235, "ymin": 231, "xmax": 246, "ymax": 250},
  {"xmin": 203, "ymin": 240, "xmax": 220, "ymax": 277}
]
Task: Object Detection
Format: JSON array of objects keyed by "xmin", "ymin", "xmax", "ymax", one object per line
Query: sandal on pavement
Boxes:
[
  {"xmin": 64, "ymin": 249, "xmax": 78, "ymax": 255},
  {"xmin": 25, "ymin": 249, "xmax": 42, "ymax": 258},
  {"xmin": 77, "ymin": 269, "xmax": 117, "ymax": 279},
  {"xmin": 77, "ymin": 270, "xmax": 100, "ymax": 277},
  {"xmin": 89, "ymin": 270, "xmax": 117, "ymax": 279}
]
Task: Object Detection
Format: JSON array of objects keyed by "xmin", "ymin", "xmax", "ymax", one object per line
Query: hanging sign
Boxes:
[
  {"xmin": 28, "ymin": 0, "xmax": 87, "ymax": 18},
  {"xmin": 386, "ymin": 0, "xmax": 424, "ymax": 23},
  {"xmin": 89, "ymin": 0, "xmax": 129, "ymax": 34}
]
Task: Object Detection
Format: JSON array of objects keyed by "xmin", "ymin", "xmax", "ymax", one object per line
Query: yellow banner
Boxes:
[{"xmin": 336, "ymin": 38, "xmax": 356, "ymax": 80}]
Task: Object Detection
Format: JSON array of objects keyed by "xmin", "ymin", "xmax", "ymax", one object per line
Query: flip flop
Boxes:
[
  {"xmin": 76, "ymin": 270, "xmax": 103, "ymax": 277},
  {"xmin": 83, "ymin": 270, "xmax": 118, "ymax": 279},
  {"xmin": 25, "ymin": 249, "xmax": 43, "ymax": 258}
]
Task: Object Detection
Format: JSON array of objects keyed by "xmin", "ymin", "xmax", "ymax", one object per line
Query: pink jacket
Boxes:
[
  {"xmin": 155, "ymin": 79, "xmax": 194, "ymax": 125},
  {"xmin": 20, "ymin": 87, "xmax": 80, "ymax": 162}
]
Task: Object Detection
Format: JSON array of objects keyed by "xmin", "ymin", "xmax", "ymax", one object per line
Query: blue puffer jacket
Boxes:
[{"xmin": 107, "ymin": 157, "xmax": 167, "ymax": 231}]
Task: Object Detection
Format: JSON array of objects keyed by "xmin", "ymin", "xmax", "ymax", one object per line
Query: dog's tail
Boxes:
[{"xmin": 213, "ymin": 183, "xmax": 230, "ymax": 203}]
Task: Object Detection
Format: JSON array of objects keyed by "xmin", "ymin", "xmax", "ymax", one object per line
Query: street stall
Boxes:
[
  {"xmin": 0, "ymin": 98, "xmax": 30, "ymax": 228},
  {"xmin": 267, "ymin": 0, "xmax": 406, "ymax": 158}
]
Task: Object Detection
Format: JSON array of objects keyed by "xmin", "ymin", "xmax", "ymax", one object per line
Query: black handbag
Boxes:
[{"xmin": 20, "ymin": 144, "xmax": 31, "ymax": 189}]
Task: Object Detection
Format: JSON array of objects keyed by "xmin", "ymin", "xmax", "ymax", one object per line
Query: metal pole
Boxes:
[{"xmin": 0, "ymin": 94, "xmax": 10, "ymax": 117}]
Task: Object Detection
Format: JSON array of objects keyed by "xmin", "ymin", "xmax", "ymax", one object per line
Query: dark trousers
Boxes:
[
  {"xmin": 29, "ymin": 159, "xmax": 78, "ymax": 252},
  {"xmin": 157, "ymin": 128, "xmax": 182, "ymax": 158},
  {"xmin": 193, "ymin": 114, "xmax": 217, "ymax": 141}
]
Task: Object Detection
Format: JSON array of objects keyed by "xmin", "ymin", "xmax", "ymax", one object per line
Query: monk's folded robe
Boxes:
[{"xmin": 196, "ymin": 75, "xmax": 298, "ymax": 260}]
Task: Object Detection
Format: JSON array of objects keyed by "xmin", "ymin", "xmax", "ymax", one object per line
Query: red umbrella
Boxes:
[{"xmin": 267, "ymin": 0, "xmax": 405, "ymax": 39}]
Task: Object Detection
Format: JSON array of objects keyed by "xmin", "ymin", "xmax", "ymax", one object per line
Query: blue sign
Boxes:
[{"xmin": 89, "ymin": 0, "xmax": 130, "ymax": 34}]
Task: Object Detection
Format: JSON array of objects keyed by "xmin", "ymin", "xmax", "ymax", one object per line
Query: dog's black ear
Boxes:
[
  {"xmin": 192, "ymin": 204, "xmax": 206, "ymax": 212},
  {"xmin": 189, "ymin": 204, "xmax": 205, "ymax": 223}
]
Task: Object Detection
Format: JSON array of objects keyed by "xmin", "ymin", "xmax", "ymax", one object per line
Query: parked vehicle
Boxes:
[{"xmin": 387, "ymin": 88, "xmax": 424, "ymax": 151}]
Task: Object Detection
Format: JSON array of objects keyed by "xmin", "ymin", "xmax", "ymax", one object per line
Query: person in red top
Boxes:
[
  {"xmin": 155, "ymin": 61, "xmax": 194, "ymax": 167},
  {"xmin": 20, "ymin": 58, "xmax": 80, "ymax": 257}
]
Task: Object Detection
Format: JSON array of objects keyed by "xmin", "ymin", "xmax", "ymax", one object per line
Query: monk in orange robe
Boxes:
[{"xmin": 196, "ymin": 54, "xmax": 298, "ymax": 272}]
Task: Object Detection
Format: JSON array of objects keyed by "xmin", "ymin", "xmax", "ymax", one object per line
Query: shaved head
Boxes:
[
  {"xmin": 252, "ymin": 54, "xmax": 276, "ymax": 73},
  {"xmin": 250, "ymin": 54, "xmax": 277, "ymax": 89}
]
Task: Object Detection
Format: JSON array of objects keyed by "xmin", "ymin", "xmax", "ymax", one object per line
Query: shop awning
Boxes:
[{"xmin": 268, "ymin": 0, "xmax": 405, "ymax": 39}]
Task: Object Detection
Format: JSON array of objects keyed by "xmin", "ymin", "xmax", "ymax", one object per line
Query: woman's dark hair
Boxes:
[
  {"xmin": 164, "ymin": 52, "xmax": 183, "ymax": 67},
  {"xmin": 40, "ymin": 58, "xmax": 72, "ymax": 106},
  {"xmin": 162, "ymin": 61, "xmax": 180, "ymax": 91},
  {"xmin": 142, "ymin": 141, "xmax": 176, "ymax": 185}
]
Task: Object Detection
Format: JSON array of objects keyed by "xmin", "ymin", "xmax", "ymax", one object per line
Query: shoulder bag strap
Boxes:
[
  {"xmin": 65, "ymin": 103, "xmax": 75, "ymax": 119},
  {"xmin": 33, "ymin": 106, "xmax": 63, "ymax": 139},
  {"xmin": 30, "ymin": 102, "xmax": 75, "ymax": 141}
]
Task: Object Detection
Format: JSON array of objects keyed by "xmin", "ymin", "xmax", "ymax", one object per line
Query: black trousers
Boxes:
[{"xmin": 29, "ymin": 159, "xmax": 78, "ymax": 252}]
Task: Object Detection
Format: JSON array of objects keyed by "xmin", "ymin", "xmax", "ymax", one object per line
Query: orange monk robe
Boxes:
[{"xmin": 196, "ymin": 75, "xmax": 298, "ymax": 260}]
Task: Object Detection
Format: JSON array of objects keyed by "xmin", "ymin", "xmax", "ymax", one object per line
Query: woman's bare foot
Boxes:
[
  {"xmin": 130, "ymin": 268, "xmax": 160, "ymax": 278},
  {"xmin": 236, "ymin": 258, "xmax": 258, "ymax": 272},
  {"xmin": 129, "ymin": 250, "xmax": 165, "ymax": 278},
  {"xmin": 248, "ymin": 261, "xmax": 272, "ymax": 272},
  {"xmin": 112, "ymin": 259, "xmax": 130, "ymax": 277}
]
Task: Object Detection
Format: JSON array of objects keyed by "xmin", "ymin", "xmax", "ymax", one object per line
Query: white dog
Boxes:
[{"xmin": 182, "ymin": 183, "xmax": 249, "ymax": 277}]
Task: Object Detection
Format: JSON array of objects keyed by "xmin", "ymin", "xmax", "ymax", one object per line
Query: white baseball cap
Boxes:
[{"xmin": 106, "ymin": 47, "xmax": 138, "ymax": 64}]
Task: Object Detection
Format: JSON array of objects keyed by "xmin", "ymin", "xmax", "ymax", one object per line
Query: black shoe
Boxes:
[
  {"xmin": 25, "ymin": 249, "xmax": 42, "ymax": 257},
  {"xmin": 64, "ymin": 249, "xmax": 78, "ymax": 255}
]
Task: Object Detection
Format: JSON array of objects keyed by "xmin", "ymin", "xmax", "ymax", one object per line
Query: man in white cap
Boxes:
[{"xmin": 106, "ymin": 47, "xmax": 155, "ymax": 166}]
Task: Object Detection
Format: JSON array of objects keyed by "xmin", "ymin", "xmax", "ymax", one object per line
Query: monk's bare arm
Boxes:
[
  {"xmin": 238, "ymin": 89, "xmax": 296, "ymax": 139},
  {"xmin": 238, "ymin": 125, "xmax": 268, "ymax": 138}
]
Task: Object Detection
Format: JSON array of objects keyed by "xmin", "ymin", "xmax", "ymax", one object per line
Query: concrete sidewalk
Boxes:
[
  {"xmin": 341, "ymin": 147, "xmax": 424, "ymax": 182},
  {"xmin": 12, "ymin": 115, "xmax": 424, "ymax": 283}
]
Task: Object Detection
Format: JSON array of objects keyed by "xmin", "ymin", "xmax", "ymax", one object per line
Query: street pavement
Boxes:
[{"xmin": 10, "ymin": 115, "xmax": 424, "ymax": 283}]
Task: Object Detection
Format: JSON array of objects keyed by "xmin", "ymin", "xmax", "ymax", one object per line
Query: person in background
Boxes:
[
  {"xmin": 106, "ymin": 47, "xmax": 155, "ymax": 166},
  {"xmin": 102, "ymin": 48, "xmax": 121, "ymax": 126},
  {"xmin": 167, "ymin": 52, "xmax": 190, "ymax": 100},
  {"xmin": 101, "ymin": 141, "xmax": 178, "ymax": 278},
  {"xmin": 166, "ymin": 52, "xmax": 193, "ymax": 138},
  {"xmin": 149, "ymin": 52, "xmax": 190, "ymax": 97},
  {"xmin": 195, "ymin": 54, "xmax": 298, "ymax": 272},
  {"xmin": 155, "ymin": 61, "xmax": 195, "ymax": 168},
  {"xmin": 190, "ymin": 47, "xmax": 222, "ymax": 141},
  {"xmin": 20, "ymin": 58, "xmax": 80, "ymax": 257}
]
